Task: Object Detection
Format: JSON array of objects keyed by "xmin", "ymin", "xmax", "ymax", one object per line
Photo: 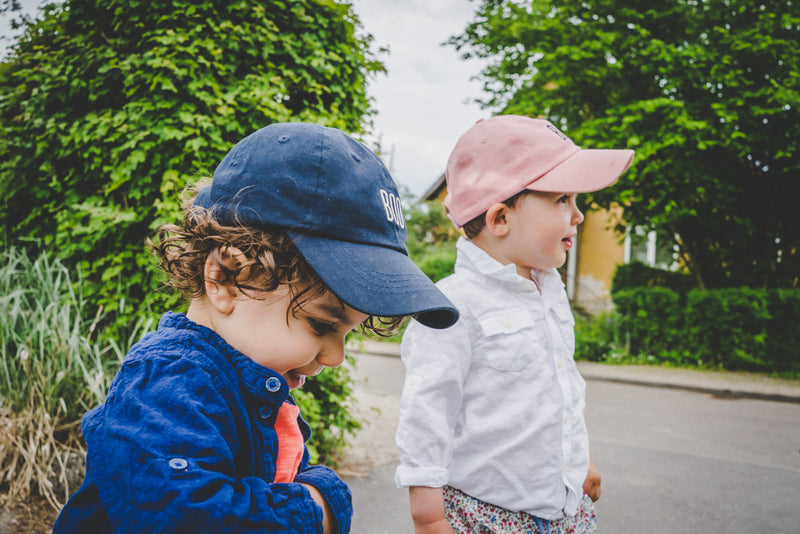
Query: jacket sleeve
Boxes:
[
  {"xmin": 394, "ymin": 312, "xmax": 472, "ymax": 488},
  {"xmin": 294, "ymin": 465, "xmax": 352, "ymax": 534},
  {"xmin": 86, "ymin": 355, "xmax": 331, "ymax": 534}
]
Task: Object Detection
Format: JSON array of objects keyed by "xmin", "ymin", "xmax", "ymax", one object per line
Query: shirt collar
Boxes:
[
  {"xmin": 455, "ymin": 237, "xmax": 518, "ymax": 279},
  {"xmin": 454, "ymin": 237, "xmax": 564, "ymax": 295},
  {"xmin": 159, "ymin": 312, "xmax": 291, "ymax": 405}
]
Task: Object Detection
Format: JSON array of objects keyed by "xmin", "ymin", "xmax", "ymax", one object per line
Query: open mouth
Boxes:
[
  {"xmin": 285, "ymin": 367, "xmax": 324, "ymax": 389},
  {"xmin": 285, "ymin": 371, "xmax": 307, "ymax": 389},
  {"xmin": 562, "ymin": 236, "xmax": 574, "ymax": 249}
]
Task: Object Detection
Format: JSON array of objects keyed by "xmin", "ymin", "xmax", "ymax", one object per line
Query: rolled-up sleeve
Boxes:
[
  {"xmin": 294, "ymin": 465, "xmax": 352, "ymax": 534},
  {"xmin": 395, "ymin": 314, "xmax": 472, "ymax": 488}
]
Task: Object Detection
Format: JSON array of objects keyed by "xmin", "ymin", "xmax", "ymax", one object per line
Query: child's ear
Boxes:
[
  {"xmin": 203, "ymin": 246, "xmax": 247, "ymax": 315},
  {"xmin": 484, "ymin": 202, "xmax": 511, "ymax": 237}
]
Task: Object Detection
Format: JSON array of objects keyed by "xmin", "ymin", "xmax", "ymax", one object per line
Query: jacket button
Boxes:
[
  {"xmin": 265, "ymin": 377, "xmax": 281, "ymax": 392},
  {"xmin": 258, "ymin": 405, "xmax": 273, "ymax": 420},
  {"xmin": 168, "ymin": 457, "xmax": 188, "ymax": 471}
]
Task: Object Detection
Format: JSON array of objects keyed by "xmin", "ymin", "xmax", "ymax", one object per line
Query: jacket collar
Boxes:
[{"xmin": 158, "ymin": 312, "xmax": 292, "ymax": 405}]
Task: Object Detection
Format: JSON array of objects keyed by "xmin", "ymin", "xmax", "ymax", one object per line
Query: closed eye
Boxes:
[{"xmin": 308, "ymin": 317, "xmax": 336, "ymax": 336}]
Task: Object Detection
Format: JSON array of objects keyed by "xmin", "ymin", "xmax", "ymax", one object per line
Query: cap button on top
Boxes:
[{"xmin": 265, "ymin": 377, "xmax": 282, "ymax": 393}]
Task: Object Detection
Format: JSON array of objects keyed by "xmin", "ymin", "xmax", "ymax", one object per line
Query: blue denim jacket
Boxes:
[{"xmin": 53, "ymin": 312, "xmax": 352, "ymax": 533}]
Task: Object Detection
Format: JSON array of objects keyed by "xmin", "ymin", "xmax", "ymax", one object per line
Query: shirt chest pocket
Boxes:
[{"xmin": 477, "ymin": 311, "xmax": 540, "ymax": 371}]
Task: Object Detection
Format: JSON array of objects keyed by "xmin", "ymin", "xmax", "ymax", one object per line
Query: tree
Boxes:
[
  {"xmin": 0, "ymin": 0, "xmax": 384, "ymax": 319},
  {"xmin": 0, "ymin": 0, "xmax": 383, "ymax": 467},
  {"xmin": 450, "ymin": 0, "xmax": 800, "ymax": 289},
  {"xmin": 402, "ymin": 189, "xmax": 460, "ymax": 283}
]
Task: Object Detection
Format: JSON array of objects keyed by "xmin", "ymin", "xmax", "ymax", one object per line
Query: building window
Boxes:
[{"xmin": 623, "ymin": 226, "xmax": 678, "ymax": 270}]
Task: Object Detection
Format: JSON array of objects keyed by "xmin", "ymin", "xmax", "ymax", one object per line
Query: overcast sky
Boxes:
[
  {"xmin": 350, "ymin": 0, "xmax": 488, "ymax": 197},
  {"xmin": 1, "ymin": 0, "xmax": 490, "ymax": 197}
]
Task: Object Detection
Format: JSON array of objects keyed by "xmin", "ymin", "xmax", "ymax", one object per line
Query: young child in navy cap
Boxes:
[
  {"xmin": 53, "ymin": 122, "xmax": 458, "ymax": 534},
  {"xmin": 395, "ymin": 115, "xmax": 634, "ymax": 533}
]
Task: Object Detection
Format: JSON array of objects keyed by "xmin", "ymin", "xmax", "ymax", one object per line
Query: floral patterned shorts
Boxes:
[{"xmin": 443, "ymin": 486, "xmax": 597, "ymax": 534}]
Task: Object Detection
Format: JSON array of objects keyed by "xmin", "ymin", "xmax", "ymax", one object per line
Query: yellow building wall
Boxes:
[{"xmin": 575, "ymin": 206, "xmax": 625, "ymax": 313}]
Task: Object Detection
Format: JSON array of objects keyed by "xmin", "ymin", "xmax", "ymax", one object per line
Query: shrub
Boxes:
[
  {"xmin": 415, "ymin": 247, "xmax": 457, "ymax": 283},
  {"xmin": 293, "ymin": 360, "xmax": 360, "ymax": 467},
  {"xmin": 612, "ymin": 261, "xmax": 695, "ymax": 295},
  {"xmin": 606, "ymin": 284, "xmax": 800, "ymax": 372},
  {"xmin": 0, "ymin": 0, "xmax": 383, "ymax": 337},
  {"xmin": 0, "ymin": 2, "xmax": 378, "ymax": 484},
  {"xmin": 766, "ymin": 290, "xmax": 800, "ymax": 372},
  {"xmin": 684, "ymin": 288, "xmax": 771, "ymax": 371},
  {"xmin": 574, "ymin": 310, "xmax": 620, "ymax": 362},
  {"xmin": 611, "ymin": 287, "xmax": 683, "ymax": 356},
  {"xmin": 0, "ymin": 246, "xmax": 152, "ymax": 509}
]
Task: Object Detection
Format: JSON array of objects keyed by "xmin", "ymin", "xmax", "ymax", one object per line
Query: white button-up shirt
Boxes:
[{"xmin": 395, "ymin": 238, "xmax": 590, "ymax": 520}]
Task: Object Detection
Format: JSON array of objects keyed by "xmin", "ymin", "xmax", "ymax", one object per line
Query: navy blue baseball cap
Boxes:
[{"xmin": 194, "ymin": 122, "xmax": 458, "ymax": 329}]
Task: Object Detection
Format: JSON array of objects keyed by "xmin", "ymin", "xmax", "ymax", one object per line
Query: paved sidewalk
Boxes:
[
  {"xmin": 577, "ymin": 360, "xmax": 800, "ymax": 403},
  {"xmin": 348, "ymin": 339, "xmax": 800, "ymax": 403}
]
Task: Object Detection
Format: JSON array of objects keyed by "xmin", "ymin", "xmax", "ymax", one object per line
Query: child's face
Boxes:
[
  {"xmin": 504, "ymin": 191, "xmax": 585, "ymax": 275},
  {"xmin": 215, "ymin": 288, "xmax": 368, "ymax": 389}
]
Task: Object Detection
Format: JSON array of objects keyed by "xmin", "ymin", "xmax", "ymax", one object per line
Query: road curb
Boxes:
[
  {"xmin": 577, "ymin": 361, "xmax": 800, "ymax": 404},
  {"xmin": 580, "ymin": 373, "xmax": 800, "ymax": 404},
  {"xmin": 349, "ymin": 341, "xmax": 800, "ymax": 404}
]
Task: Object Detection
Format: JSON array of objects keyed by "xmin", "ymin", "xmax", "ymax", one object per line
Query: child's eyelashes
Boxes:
[
  {"xmin": 308, "ymin": 317, "xmax": 336, "ymax": 336},
  {"xmin": 557, "ymin": 194, "xmax": 570, "ymax": 203}
]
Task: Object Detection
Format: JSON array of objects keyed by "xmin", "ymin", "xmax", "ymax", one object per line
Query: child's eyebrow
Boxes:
[{"xmin": 315, "ymin": 302, "xmax": 349, "ymax": 322}]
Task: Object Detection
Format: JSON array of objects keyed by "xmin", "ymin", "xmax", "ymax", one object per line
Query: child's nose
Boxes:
[
  {"xmin": 316, "ymin": 340, "xmax": 346, "ymax": 368},
  {"xmin": 572, "ymin": 206, "xmax": 585, "ymax": 225}
]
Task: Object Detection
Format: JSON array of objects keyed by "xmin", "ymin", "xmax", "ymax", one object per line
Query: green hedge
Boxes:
[
  {"xmin": 415, "ymin": 248, "xmax": 457, "ymax": 283},
  {"xmin": 611, "ymin": 286, "xmax": 800, "ymax": 372},
  {"xmin": 612, "ymin": 287, "xmax": 683, "ymax": 357},
  {"xmin": 612, "ymin": 261, "xmax": 695, "ymax": 295},
  {"xmin": 765, "ymin": 289, "xmax": 800, "ymax": 372}
]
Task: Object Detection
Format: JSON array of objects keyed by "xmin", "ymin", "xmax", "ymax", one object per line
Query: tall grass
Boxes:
[{"xmin": 0, "ymin": 246, "xmax": 152, "ymax": 509}]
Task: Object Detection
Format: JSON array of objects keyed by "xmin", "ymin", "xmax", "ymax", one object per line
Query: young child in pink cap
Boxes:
[{"xmin": 395, "ymin": 115, "xmax": 634, "ymax": 533}]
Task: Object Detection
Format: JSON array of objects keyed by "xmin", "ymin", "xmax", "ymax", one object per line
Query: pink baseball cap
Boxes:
[{"xmin": 444, "ymin": 115, "xmax": 635, "ymax": 227}]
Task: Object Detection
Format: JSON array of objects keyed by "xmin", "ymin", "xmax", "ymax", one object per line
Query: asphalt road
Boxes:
[
  {"xmin": 586, "ymin": 381, "xmax": 800, "ymax": 533},
  {"xmin": 342, "ymin": 353, "xmax": 800, "ymax": 533}
]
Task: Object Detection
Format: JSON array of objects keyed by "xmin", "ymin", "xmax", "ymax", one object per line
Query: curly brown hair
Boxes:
[{"xmin": 149, "ymin": 190, "xmax": 402, "ymax": 337}]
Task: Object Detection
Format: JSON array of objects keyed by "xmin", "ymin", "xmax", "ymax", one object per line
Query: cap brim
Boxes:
[
  {"xmin": 527, "ymin": 148, "xmax": 634, "ymax": 193},
  {"xmin": 288, "ymin": 232, "xmax": 459, "ymax": 329}
]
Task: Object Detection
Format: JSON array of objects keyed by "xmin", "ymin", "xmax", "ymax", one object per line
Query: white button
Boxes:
[
  {"xmin": 169, "ymin": 457, "xmax": 188, "ymax": 471},
  {"xmin": 557, "ymin": 357, "xmax": 564, "ymax": 368},
  {"xmin": 265, "ymin": 377, "xmax": 282, "ymax": 392},
  {"xmin": 502, "ymin": 318, "xmax": 513, "ymax": 328}
]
